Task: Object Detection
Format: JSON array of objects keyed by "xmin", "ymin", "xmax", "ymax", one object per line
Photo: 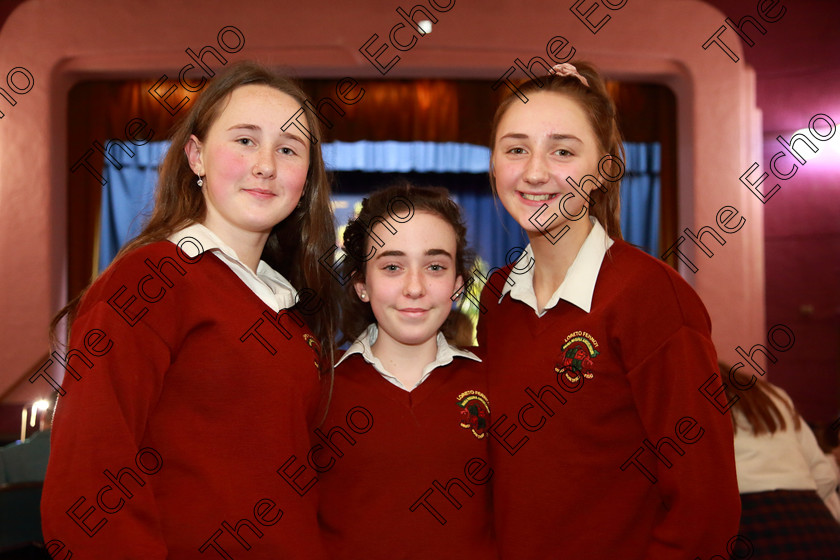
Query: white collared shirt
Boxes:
[
  {"xmin": 336, "ymin": 323, "xmax": 481, "ymax": 392},
  {"xmin": 500, "ymin": 218, "xmax": 614, "ymax": 316},
  {"xmin": 733, "ymin": 387, "xmax": 837, "ymax": 499},
  {"xmin": 167, "ymin": 223, "xmax": 298, "ymax": 312}
]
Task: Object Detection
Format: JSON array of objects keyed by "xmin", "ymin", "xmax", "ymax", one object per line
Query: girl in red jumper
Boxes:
[
  {"xmin": 477, "ymin": 62, "xmax": 741, "ymax": 559},
  {"xmin": 42, "ymin": 62, "xmax": 337, "ymax": 559},
  {"xmin": 317, "ymin": 184, "xmax": 496, "ymax": 559}
]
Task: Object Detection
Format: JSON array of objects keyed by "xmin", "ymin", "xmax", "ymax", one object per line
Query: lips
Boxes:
[
  {"xmin": 519, "ymin": 191, "xmax": 560, "ymax": 202},
  {"xmin": 243, "ymin": 188, "xmax": 276, "ymax": 199},
  {"xmin": 398, "ymin": 308, "xmax": 429, "ymax": 317}
]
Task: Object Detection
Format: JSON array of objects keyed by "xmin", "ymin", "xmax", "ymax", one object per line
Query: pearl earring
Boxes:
[{"xmin": 196, "ymin": 175, "xmax": 203, "ymax": 188}]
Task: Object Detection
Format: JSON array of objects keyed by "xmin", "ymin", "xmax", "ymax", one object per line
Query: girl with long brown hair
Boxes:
[
  {"xmin": 725, "ymin": 366, "xmax": 840, "ymax": 556},
  {"xmin": 42, "ymin": 61, "xmax": 337, "ymax": 558},
  {"xmin": 477, "ymin": 61, "xmax": 740, "ymax": 558}
]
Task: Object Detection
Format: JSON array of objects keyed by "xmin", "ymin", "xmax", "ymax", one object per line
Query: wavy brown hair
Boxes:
[
  {"xmin": 52, "ymin": 61, "xmax": 338, "ymax": 365},
  {"xmin": 722, "ymin": 363, "xmax": 802, "ymax": 435},
  {"xmin": 489, "ymin": 60, "xmax": 625, "ymax": 240},
  {"xmin": 339, "ymin": 183, "xmax": 473, "ymax": 346}
]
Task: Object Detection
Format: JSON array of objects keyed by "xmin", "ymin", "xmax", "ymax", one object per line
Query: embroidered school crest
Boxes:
[
  {"xmin": 457, "ymin": 390, "xmax": 490, "ymax": 439},
  {"xmin": 303, "ymin": 333, "xmax": 321, "ymax": 370},
  {"xmin": 554, "ymin": 331, "xmax": 600, "ymax": 384}
]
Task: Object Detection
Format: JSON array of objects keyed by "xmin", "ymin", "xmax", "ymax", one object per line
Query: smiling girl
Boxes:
[
  {"xmin": 42, "ymin": 62, "xmax": 337, "ymax": 559},
  {"xmin": 317, "ymin": 184, "xmax": 496, "ymax": 559},
  {"xmin": 477, "ymin": 62, "xmax": 740, "ymax": 559}
]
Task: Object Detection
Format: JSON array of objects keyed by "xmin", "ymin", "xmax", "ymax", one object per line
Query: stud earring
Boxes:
[{"xmin": 360, "ymin": 292, "xmax": 367, "ymax": 300}]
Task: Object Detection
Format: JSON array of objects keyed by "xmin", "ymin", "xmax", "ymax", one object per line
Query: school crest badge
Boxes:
[
  {"xmin": 457, "ymin": 390, "xmax": 490, "ymax": 439},
  {"xmin": 303, "ymin": 333, "xmax": 321, "ymax": 370},
  {"xmin": 555, "ymin": 331, "xmax": 599, "ymax": 383}
]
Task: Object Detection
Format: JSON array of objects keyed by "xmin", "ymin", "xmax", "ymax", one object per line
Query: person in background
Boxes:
[
  {"xmin": 724, "ymin": 364, "xmax": 840, "ymax": 556},
  {"xmin": 809, "ymin": 420, "xmax": 840, "ymax": 522}
]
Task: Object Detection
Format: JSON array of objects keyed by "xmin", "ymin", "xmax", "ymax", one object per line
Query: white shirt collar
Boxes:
[
  {"xmin": 167, "ymin": 222, "xmax": 298, "ymax": 312},
  {"xmin": 500, "ymin": 218, "xmax": 613, "ymax": 316},
  {"xmin": 335, "ymin": 323, "xmax": 481, "ymax": 392}
]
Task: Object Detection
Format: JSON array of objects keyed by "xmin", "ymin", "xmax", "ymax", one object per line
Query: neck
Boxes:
[
  {"xmin": 371, "ymin": 331, "xmax": 439, "ymax": 390},
  {"xmin": 527, "ymin": 217, "xmax": 593, "ymax": 309},
  {"xmin": 201, "ymin": 220, "xmax": 269, "ymax": 272}
]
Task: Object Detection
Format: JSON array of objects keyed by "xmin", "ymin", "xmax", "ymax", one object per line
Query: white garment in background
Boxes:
[
  {"xmin": 823, "ymin": 454, "xmax": 840, "ymax": 522},
  {"xmin": 733, "ymin": 386, "xmax": 840, "ymax": 522}
]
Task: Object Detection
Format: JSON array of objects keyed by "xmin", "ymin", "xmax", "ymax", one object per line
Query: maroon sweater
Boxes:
[
  {"xmin": 477, "ymin": 239, "xmax": 740, "ymax": 559},
  {"xmin": 41, "ymin": 241, "xmax": 326, "ymax": 559},
  {"xmin": 317, "ymin": 352, "xmax": 497, "ymax": 559}
]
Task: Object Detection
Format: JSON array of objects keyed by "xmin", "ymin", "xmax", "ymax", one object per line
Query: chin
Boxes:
[
  {"xmin": 244, "ymin": 212, "xmax": 295, "ymax": 231},
  {"xmin": 393, "ymin": 330, "xmax": 438, "ymax": 347}
]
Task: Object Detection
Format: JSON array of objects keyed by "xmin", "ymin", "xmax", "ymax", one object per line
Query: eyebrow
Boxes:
[
  {"xmin": 226, "ymin": 124, "xmax": 307, "ymax": 146},
  {"xmin": 374, "ymin": 249, "xmax": 454, "ymax": 259},
  {"xmin": 376, "ymin": 249, "xmax": 452, "ymax": 260},
  {"xmin": 549, "ymin": 133, "xmax": 582, "ymax": 143},
  {"xmin": 498, "ymin": 132, "xmax": 583, "ymax": 143},
  {"xmin": 375, "ymin": 250, "xmax": 405, "ymax": 259}
]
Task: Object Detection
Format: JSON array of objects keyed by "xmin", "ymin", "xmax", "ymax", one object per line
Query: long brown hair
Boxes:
[
  {"xmin": 723, "ymin": 363, "xmax": 802, "ymax": 435},
  {"xmin": 339, "ymin": 183, "xmax": 474, "ymax": 346},
  {"xmin": 52, "ymin": 61, "xmax": 338, "ymax": 364},
  {"xmin": 489, "ymin": 61, "xmax": 625, "ymax": 240}
]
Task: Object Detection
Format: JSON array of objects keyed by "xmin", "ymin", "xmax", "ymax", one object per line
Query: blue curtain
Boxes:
[
  {"xmin": 98, "ymin": 141, "xmax": 169, "ymax": 272},
  {"xmin": 99, "ymin": 140, "xmax": 660, "ymax": 272},
  {"xmin": 323, "ymin": 141, "xmax": 491, "ymax": 173},
  {"xmin": 620, "ymin": 142, "xmax": 661, "ymax": 255}
]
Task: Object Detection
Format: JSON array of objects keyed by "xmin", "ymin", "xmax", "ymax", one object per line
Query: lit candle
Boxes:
[
  {"xmin": 32, "ymin": 400, "xmax": 50, "ymax": 430},
  {"xmin": 20, "ymin": 408, "xmax": 27, "ymax": 442}
]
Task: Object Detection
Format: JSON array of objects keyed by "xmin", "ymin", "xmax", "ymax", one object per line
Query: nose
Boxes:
[
  {"xmin": 253, "ymin": 146, "xmax": 276, "ymax": 179},
  {"xmin": 403, "ymin": 268, "xmax": 425, "ymax": 298},
  {"xmin": 523, "ymin": 153, "xmax": 549, "ymax": 185}
]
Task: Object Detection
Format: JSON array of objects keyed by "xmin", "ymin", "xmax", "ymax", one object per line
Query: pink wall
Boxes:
[
  {"xmin": 704, "ymin": 0, "xmax": 840, "ymax": 421},
  {"xmin": 0, "ymin": 1, "xmax": 766, "ymax": 408}
]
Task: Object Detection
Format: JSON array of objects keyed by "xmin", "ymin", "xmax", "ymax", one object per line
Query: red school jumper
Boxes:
[
  {"xmin": 317, "ymin": 352, "xmax": 497, "ymax": 559},
  {"xmin": 477, "ymin": 239, "xmax": 740, "ymax": 560},
  {"xmin": 41, "ymin": 241, "xmax": 327, "ymax": 560}
]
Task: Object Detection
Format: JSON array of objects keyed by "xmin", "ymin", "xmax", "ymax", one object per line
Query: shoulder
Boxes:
[
  {"xmin": 603, "ymin": 239, "xmax": 710, "ymax": 329},
  {"xmin": 78, "ymin": 241, "xmax": 211, "ymax": 318},
  {"xmin": 477, "ymin": 262, "xmax": 516, "ymax": 307},
  {"xmin": 459, "ymin": 344, "xmax": 486, "ymax": 362},
  {"xmin": 91, "ymin": 241, "xmax": 197, "ymax": 284},
  {"xmin": 764, "ymin": 384, "xmax": 798, "ymax": 416},
  {"xmin": 606, "ymin": 240, "xmax": 694, "ymax": 295}
]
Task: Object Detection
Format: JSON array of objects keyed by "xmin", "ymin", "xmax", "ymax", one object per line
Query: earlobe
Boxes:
[
  {"xmin": 595, "ymin": 176, "xmax": 607, "ymax": 195},
  {"xmin": 454, "ymin": 275, "xmax": 465, "ymax": 296},
  {"xmin": 353, "ymin": 280, "xmax": 368, "ymax": 302},
  {"xmin": 185, "ymin": 135, "xmax": 205, "ymax": 176}
]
